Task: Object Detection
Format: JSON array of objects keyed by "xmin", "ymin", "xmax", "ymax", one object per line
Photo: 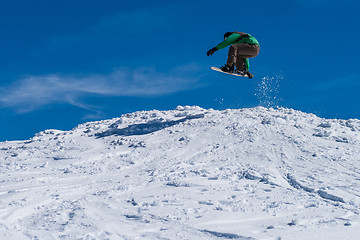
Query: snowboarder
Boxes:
[{"xmin": 207, "ymin": 32, "xmax": 260, "ymax": 78}]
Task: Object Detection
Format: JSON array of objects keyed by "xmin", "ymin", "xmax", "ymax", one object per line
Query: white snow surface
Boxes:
[{"xmin": 1, "ymin": 106, "xmax": 360, "ymax": 240}]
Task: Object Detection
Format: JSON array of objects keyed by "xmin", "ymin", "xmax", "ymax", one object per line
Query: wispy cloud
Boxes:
[
  {"xmin": 0, "ymin": 65, "xmax": 203, "ymax": 113},
  {"xmin": 1, "ymin": 6, "xmax": 203, "ymax": 116}
]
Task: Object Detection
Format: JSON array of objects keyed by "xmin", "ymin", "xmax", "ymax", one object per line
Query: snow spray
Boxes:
[{"xmin": 255, "ymin": 75, "xmax": 283, "ymax": 108}]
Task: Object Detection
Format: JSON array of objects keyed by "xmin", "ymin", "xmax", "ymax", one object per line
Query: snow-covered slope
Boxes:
[{"xmin": 1, "ymin": 106, "xmax": 360, "ymax": 240}]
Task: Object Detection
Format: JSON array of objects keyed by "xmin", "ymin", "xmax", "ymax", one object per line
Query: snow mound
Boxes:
[{"xmin": 1, "ymin": 106, "xmax": 360, "ymax": 239}]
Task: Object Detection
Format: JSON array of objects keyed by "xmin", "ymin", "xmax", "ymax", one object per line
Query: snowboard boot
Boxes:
[
  {"xmin": 234, "ymin": 69, "xmax": 246, "ymax": 76},
  {"xmin": 220, "ymin": 64, "xmax": 235, "ymax": 73},
  {"xmin": 233, "ymin": 69, "xmax": 253, "ymax": 78}
]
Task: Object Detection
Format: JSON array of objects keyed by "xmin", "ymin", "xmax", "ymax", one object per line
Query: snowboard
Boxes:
[{"xmin": 211, "ymin": 66, "xmax": 247, "ymax": 77}]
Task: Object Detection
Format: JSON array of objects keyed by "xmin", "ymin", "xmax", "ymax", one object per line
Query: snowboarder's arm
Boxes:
[
  {"xmin": 215, "ymin": 33, "xmax": 241, "ymax": 50},
  {"xmin": 244, "ymin": 58, "xmax": 250, "ymax": 71}
]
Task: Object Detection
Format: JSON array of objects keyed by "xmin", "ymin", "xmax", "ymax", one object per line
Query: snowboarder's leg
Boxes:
[
  {"xmin": 229, "ymin": 45, "xmax": 247, "ymax": 72},
  {"xmin": 234, "ymin": 44, "xmax": 260, "ymax": 66},
  {"xmin": 226, "ymin": 45, "xmax": 237, "ymax": 68},
  {"xmin": 219, "ymin": 45, "xmax": 237, "ymax": 72},
  {"xmin": 235, "ymin": 58, "xmax": 246, "ymax": 71},
  {"xmin": 231, "ymin": 44, "xmax": 259, "ymax": 78},
  {"xmin": 227, "ymin": 44, "xmax": 259, "ymax": 70}
]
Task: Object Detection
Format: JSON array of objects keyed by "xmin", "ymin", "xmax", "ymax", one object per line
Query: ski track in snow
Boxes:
[{"xmin": 1, "ymin": 106, "xmax": 360, "ymax": 239}]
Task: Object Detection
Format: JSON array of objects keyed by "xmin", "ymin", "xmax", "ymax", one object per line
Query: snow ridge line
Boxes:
[
  {"xmin": 200, "ymin": 229, "xmax": 256, "ymax": 240},
  {"xmin": 286, "ymin": 174, "xmax": 345, "ymax": 203}
]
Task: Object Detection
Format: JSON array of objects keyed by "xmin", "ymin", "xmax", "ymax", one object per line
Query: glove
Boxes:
[
  {"xmin": 245, "ymin": 70, "xmax": 254, "ymax": 79},
  {"xmin": 207, "ymin": 47, "xmax": 217, "ymax": 56}
]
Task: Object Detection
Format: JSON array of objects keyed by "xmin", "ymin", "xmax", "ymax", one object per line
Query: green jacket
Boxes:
[
  {"xmin": 215, "ymin": 32, "xmax": 259, "ymax": 70},
  {"xmin": 215, "ymin": 32, "xmax": 259, "ymax": 50}
]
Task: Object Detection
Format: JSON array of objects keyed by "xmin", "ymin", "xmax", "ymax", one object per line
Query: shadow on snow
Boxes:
[{"xmin": 95, "ymin": 114, "xmax": 205, "ymax": 138}]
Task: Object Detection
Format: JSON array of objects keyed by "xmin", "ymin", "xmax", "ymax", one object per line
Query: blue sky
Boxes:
[{"xmin": 0, "ymin": 0, "xmax": 359, "ymax": 141}]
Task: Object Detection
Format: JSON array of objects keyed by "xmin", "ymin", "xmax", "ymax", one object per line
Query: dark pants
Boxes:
[{"xmin": 227, "ymin": 44, "xmax": 260, "ymax": 70}]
